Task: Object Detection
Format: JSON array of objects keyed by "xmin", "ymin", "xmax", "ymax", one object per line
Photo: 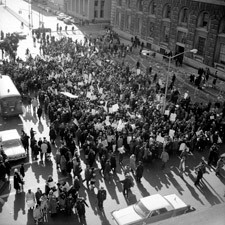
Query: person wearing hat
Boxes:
[
  {"xmin": 96, "ymin": 187, "xmax": 107, "ymax": 210},
  {"xmin": 75, "ymin": 196, "xmax": 89, "ymax": 222}
]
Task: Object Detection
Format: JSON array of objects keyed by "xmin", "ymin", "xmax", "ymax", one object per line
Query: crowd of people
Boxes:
[{"xmin": 0, "ymin": 28, "xmax": 225, "ymax": 223}]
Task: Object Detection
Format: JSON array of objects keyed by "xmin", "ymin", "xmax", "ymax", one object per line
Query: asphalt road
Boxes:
[{"xmin": 0, "ymin": 2, "xmax": 225, "ymax": 225}]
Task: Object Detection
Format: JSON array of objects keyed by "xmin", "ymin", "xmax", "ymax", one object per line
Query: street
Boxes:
[{"xmin": 0, "ymin": 1, "xmax": 225, "ymax": 225}]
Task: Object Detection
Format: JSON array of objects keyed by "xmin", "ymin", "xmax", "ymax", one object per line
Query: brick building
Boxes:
[
  {"xmin": 111, "ymin": 0, "xmax": 225, "ymax": 73},
  {"xmin": 66, "ymin": 0, "xmax": 111, "ymax": 23}
]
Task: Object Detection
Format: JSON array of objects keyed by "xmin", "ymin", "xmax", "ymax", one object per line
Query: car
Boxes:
[
  {"xmin": 12, "ymin": 32, "xmax": 27, "ymax": 40},
  {"xmin": 111, "ymin": 194, "xmax": 190, "ymax": 225},
  {"xmin": 70, "ymin": 18, "xmax": 80, "ymax": 25},
  {"xmin": 57, "ymin": 13, "xmax": 67, "ymax": 20},
  {"xmin": 63, "ymin": 16, "xmax": 73, "ymax": 24},
  {"xmin": 0, "ymin": 129, "xmax": 27, "ymax": 161}
]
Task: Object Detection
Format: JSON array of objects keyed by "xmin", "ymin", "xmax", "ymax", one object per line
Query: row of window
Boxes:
[
  {"xmin": 117, "ymin": 0, "xmax": 225, "ymax": 33},
  {"xmin": 115, "ymin": 11, "xmax": 225, "ymax": 64}
]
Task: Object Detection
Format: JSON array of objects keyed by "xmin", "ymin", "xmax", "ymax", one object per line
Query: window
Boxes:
[
  {"xmin": 117, "ymin": 0, "xmax": 122, "ymax": 6},
  {"xmin": 163, "ymin": 26, "xmax": 170, "ymax": 42},
  {"xmin": 163, "ymin": 4, "xmax": 171, "ymax": 19},
  {"xmin": 219, "ymin": 44, "xmax": 225, "ymax": 65},
  {"xmin": 148, "ymin": 21, "xmax": 154, "ymax": 37},
  {"xmin": 179, "ymin": 8, "xmax": 188, "ymax": 24},
  {"xmin": 95, "ymin": 0, "xmax": 98, "ymax": 7},
  {"xmin": 94, "ymin": 10, "xmax": 98, "ymax": 18},
  {"xmin": 125, "ymin": 14, "xmax": 131, "ymax": 30},
  {"xmin": 177, "ymin": 31, "xmax": 187, "ymax": 43},
  {"xmin": 197, "ymin": 12, "xmax": 209, "ymax": 29},
  {"xmin": 115, "ymin": 10, "xmax": 121, "ymax": 26},
  {"xmin": 197, "ymin": 36, "xmax": 206, "ymax": 56},
  {"xmin": 219, "ymin": 18, "xmax": 225, "ymax": 34},
  {"xmin": 137, "ymin": 0, "xmax": 143, "ymax": 12},
  {"xmin": 126, "ymin": 0, "xmax": 131, "ymax": 8},
  {"xmin": 149, "ymin": 1, "xmax": 156, "ymax": 15},
  {"xmin": 100, "ymin": 0, "xmax": 104, "ymax": 18}
]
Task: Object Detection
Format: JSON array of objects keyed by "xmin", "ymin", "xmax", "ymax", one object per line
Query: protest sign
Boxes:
[
  {"xmin": 156, "ymin": 135, "xmax": 164, "ymax": 143},
  {"xmin": 169, "ymin": 129, "xmax": 175, "ymax": 139},
  {"xmin": 164, "ymin": 110, "xmax": 170, "ymax": 116},
  {"xmin": 112, "ymin": 104, "xmax": 119, "ymax": 112},
  {"xmin": 170, "ymin": 113, "xmax": 177, "ymax": 122}
]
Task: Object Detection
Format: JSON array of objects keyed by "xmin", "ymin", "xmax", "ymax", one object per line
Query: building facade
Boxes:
[
  {"xmin": 65, "ymin": 0, "xmax": 111, "ymax": 23},
  {"xmin": 111, "ymin": 0, "xmax": 225, "ymax": 72}
]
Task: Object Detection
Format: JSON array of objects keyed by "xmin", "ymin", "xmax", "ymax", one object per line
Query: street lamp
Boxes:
[{"xmin": 162, "ymin": 49, "xmax": 198, "ymax": 113}]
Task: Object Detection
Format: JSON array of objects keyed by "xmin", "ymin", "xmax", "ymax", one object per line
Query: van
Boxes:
[{"xmin": 0, "ymin": 75, "xmax": 23, "ymax": 117}]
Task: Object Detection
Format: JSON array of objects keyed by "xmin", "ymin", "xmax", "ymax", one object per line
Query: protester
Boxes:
[
  {"xmin": 136, "ymin": 161, "xmax": 144, "ymax": 183},
  {"xmin": 26, "ymin": 189, "xmax": 36, "ymax": 209},
  {"xmin": 96, "ymin": 187, "xmax": 107, "ymax": 210},
  {"xmin": 13, "ymin": 169, "xmax": 23, "ymax": 193},
  {"xmin": 33, "ymin": 204, "xmax": 43, "ymax": 224}
]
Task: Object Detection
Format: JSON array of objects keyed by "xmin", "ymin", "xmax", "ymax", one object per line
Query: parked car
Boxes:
[
  {"xmin": 63, "ymin": 16, "xmax": 73, "ymax": 25},
  {"xmin": 0, "ymin": 129, "xmax": 27, "ymax": 161},
  {"xmin": 111, "ymin": 194, "xmax": 190, "ymax": 225},
  {"xmin": 70, "ymin": 18, "xmax": 80, "ymax": 25},
  {"xmin": 12, "ymin": 32, "xmax": 27, "ymax": 40},
  {"xmin": 57, "ymin": 13, "xmax": 67, "ymax": 20}
]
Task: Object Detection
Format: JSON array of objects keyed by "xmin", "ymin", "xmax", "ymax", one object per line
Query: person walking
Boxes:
[
  {"xmin": 195, "ymin": 160, "xmax": 206, "ymax": 186},
  {"xmin": 83, "ymin": 165, "xmax": 91, "ymax": 188},
  {"xmin": 129, "ymin": 154, "xmax": 136, "ymax": 173},
  {"xmin": 37, "ymin": 106, "xmax": 43, "ymax": 121},
  {"xmin": 31, "ymin": 97, "xmax": 38, "ymax": 114},
  {"xmin": 96, "ymin": 187, "xmax": 107, "ymax": 210},
  {"xmin": 120, "ymin": 174, "xmax": 134, "ymax": 198},
  {"xmin": 160, "ymin": 150, "xmax": 169, "ymax": 169},
  {"xmin": 4, "ymin": 159, "xmax": 11, "ymax": 181},
  {"xmin": 60, "ymin": 155, "xmax": 67, "ymax": 174},
  {"xmin": 40, "ymin": 138, "xmax": 48, "ymax": 161},
  {"xmin": 179, "ymin": 156, "xmax": 186, "ymax": 179},
  {"xmin": 215, "ymin": 157, "xmax": 224, "ymax": 177},
  {"xmin": 136, "ymin": 161, "xmax": 144, "ymax": 183},
  {"xmin": 13, "ymin": 169, "xmax": 23, "ymax": 193},
  {"xmin": 33, "ymin": 204, "xmax": 43, "ymax": 224},
  {"xmin": 76, "ymin": 197, "xmax": 89, "ymax": 222},
  {"xmin": 26, "ymin": 189, "xmax": 36, "ymax": 209},
  {"xmin": 35, "ymin": 187, "xmax": 43, "ymax": 205}
]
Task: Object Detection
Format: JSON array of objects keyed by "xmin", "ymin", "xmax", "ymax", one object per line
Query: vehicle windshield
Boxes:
[
  {"xmin": 3, "ymin": 139, "xmax": 21, "ymax": 148},
  {"xmin": 133, "ymin": 201, "xmax": 150, "ymax": 218}
]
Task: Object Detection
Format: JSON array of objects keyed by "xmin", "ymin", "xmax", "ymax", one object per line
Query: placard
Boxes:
[
  {"xmin": 170, "ymin": 113, "xmax": 177, "ymax": 122},
  {"xmin": 156, "ymin": 135, "xmax": 164, "ymax": 143},
  {"xmin": 164, "ymin": 110, "xmax": 170, "ymax": 116},
  {"xmin": 169, "ymin": 129, "xmax": 175, "ymax": 138},
  {"xmin": 112, "ymin": 104, "xmax": 119, "ymax": 112}
]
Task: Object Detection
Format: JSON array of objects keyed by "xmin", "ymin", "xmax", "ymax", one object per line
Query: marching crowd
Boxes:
[{"xmin": 0, "ymin": 28, "xmax": 225, "ymax": 223}]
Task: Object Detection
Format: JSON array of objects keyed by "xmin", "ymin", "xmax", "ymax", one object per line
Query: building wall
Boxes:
[
  {"xmin": 111, "ymin": 0, "xmax": 225, "ymax": 72},
  {"xmin": 67, "ymin": 0, "xmax": 111, "ymax": 23}
]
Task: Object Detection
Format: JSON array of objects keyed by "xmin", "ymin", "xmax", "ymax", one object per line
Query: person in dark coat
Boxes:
[
  {"xmin": 136, "ymin": 161, "xmax": 144, "ymax": 182},
  {"xmin": 35, "ymin": 187, "xmax": 43, "ymax": 205},
  {"xmin": 49, "ymin": 127, "xmax": 57, "ymax": 145},
  {"xmin": 21, "ymin": 133, "xmax": 30, "ymax": 152},
  {"xmin": 20, "ymin": 163, "xmax": 25, "ymax": 178},
  {"xmin": 0, "ymin": 159, "xmax": 6, "ymax": 181},
  {"xmin": 88, "ymin": 148, "xmax": 96, "ymax": 167},
  {"xmin": 14, "ymin": 169, "xmax": 23, "ymax": 193},
  {"xmin": 4, "ymin": 159, "xmax": 11, "ymax": 181},
  {"xmin": 73, "ymin": 176, "xmax": 80, "ymax": 192},
  {"xmin": 110, "ymin": 153, "xmax": 117, "ymax": 173},
  {"xmin": 96, "ymin": 187, "xmax": 107, "ymax": 210},
  {"xmin": 66, "ymin": 193, "xmax": 75, "ymax": 215},
  {"xmin": 120, "ymin": 175, "xmax": 134, "ymax": 198},
  {"xmin": 76, "ymin": 197, "xmax": 89, "ymax": 222},
  {"xmin": 37, "ymin": 106, "xmax": 43, "ymax": 121}
]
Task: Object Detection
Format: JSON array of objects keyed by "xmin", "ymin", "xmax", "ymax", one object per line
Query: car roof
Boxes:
[
  {"xmin": 0, "ymin": 129, "xmax": 20, "ymax": 142},
  {"xmin": 164, "ymin": 194, "xmax": 187, "ymax": 209},
  {"xmin": 140, "ymin": 194, "xmax": 173, "ymax": 212}
]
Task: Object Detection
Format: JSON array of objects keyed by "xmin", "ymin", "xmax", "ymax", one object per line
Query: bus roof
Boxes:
[{"xmin": 0, "ymin": 75, "xmax": 21, "ymax": 98}]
